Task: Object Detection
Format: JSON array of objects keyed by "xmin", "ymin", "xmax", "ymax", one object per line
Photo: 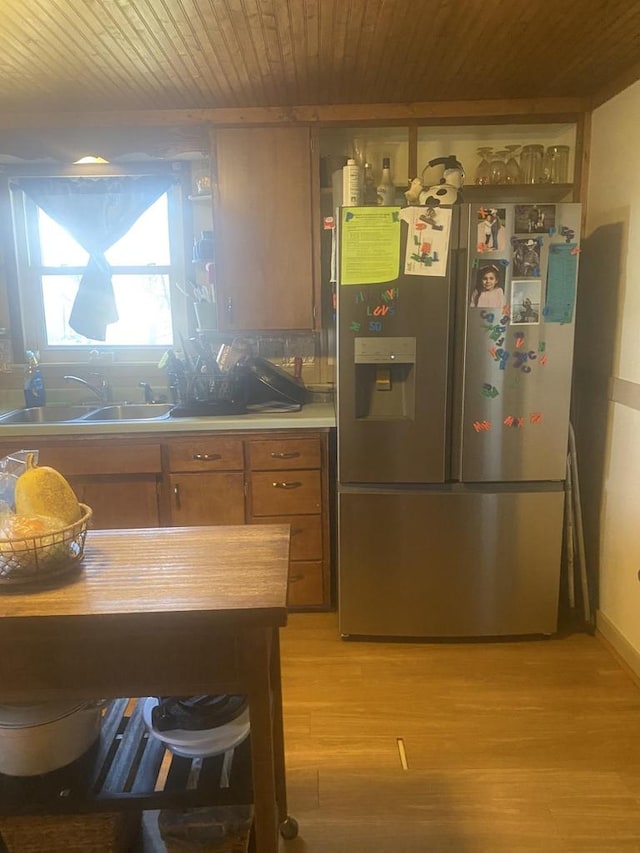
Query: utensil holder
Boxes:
[{"xmin": 194, "ymin": 301, "xmax": 218, "ymax": 331}]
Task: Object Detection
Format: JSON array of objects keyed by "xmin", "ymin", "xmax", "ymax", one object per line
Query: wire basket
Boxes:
[{"xmin": 0, "ymin": 503, "xmax": 92, "ymax": 586}]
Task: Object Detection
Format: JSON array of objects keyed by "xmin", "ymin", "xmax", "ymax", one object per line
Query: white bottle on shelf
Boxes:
[
  {"xmin": 376, "ymin": 157, "xmax": 395, "ymax": 206},
  {"xmin": 342, "ymin": 158, "xmax": 362, "ymax": 206}
]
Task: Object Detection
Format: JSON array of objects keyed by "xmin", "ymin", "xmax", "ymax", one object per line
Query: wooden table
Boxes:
[{"xmin": 0, "ymin": 524, "xmax": 293, "ymax": 853}]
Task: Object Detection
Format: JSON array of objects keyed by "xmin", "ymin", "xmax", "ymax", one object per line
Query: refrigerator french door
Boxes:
[{"xmin": 337, "ymin": 202, "xmax": 581, "ymax": 638}]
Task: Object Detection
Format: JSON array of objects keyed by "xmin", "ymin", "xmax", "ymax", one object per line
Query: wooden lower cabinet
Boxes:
[
  {"xmin": 168, "ymin": 472, "xmax": 245, "ymax": 526},
  {"xmin": 0, "ymin": 427, "xmax": 332, "ymax": 610},
  {"xmin": 246, "ymin": 435, "xmax": 329, "ymax": 609},
  {"xmin": 69, "ymin": 476, "xmax": 160, "ymax": 529},
  {"xmin": 0, "ymin": 440, "xmax": 163, "ymax": 529},
  {"xmin": 250, "ymin": 515, "xmax": 325, "ymax": 607}
]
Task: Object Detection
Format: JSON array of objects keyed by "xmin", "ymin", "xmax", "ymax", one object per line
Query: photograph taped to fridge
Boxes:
[
  {"xmin": 511, "ymin": 237, "xmax": 542, "ymax": 277},
  {"xmin": 514, "ymin": 204, "xmax": 556, "ymax": 234},
  {"xmin": 469, "ymin": 262, "xmax": 506, "ymax": 309},
  {"xmin": 511, "ymin": 279, "xmax": 542, "ymax": 325},
  {"xmin": 476, "ymin": 207, "xmax": 507, "ymax": 252}
]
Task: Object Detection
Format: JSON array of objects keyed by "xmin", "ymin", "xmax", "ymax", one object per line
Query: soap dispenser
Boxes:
[{"xmin": 24, "ymin": 350, "xmax": 46, "ymax": 407}]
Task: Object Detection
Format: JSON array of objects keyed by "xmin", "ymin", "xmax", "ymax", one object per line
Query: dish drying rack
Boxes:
[{"xmin": 162, "ymin": 337, "xmax": 251, "ymax": 417}]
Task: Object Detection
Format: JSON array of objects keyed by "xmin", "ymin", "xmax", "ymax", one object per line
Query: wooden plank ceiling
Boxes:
[{"xmin": 0, "ymin": 0, "xmax": 638, "ymax": 117}]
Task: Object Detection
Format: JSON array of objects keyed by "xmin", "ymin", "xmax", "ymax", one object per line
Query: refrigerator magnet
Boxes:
[{"xmin": 481, "ymin": 384, "xmax": 500, "ymax": 399}]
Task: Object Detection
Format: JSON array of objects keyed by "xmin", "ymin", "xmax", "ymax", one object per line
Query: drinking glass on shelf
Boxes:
[
  {"xmin": 545, "ymin": 145, "xmax": 570, "ymax": 183},
  {"xmin": 504, "ymin": 145, "xmax": 522, "ymax": 184},
  {"xmin": 520, "ymin": 144, "xmax": 544, "ymax": 184},
  {"xmin": 475, "ymin": 147, "xmax": 492, "ymax": 185},
  {"xmin": 489, "ymin": 150, "xmax": 507, "ymax": 184}
]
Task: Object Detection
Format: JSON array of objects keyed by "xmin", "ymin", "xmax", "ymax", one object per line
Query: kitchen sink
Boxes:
[
  {"xmin": 0, "ymin": 403, "xmax": 175, "ymax": 424},
  {"xmin": 81, "ymin": 403, "xmax": 174, "ymax": 421},
  {"xmin": 0, "ymin": 405, "xmax": 100, "ymax": 424}
]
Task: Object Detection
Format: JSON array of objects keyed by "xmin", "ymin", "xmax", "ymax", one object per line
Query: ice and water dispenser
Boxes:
[{"xmin": 353, "ymin": 336, "xmax": 416, "ymax": 420}]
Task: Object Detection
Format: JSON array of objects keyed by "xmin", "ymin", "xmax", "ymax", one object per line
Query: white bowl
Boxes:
[{"xmin": 142, "ymin": 697, "xmax": 250, "ymax": 758}]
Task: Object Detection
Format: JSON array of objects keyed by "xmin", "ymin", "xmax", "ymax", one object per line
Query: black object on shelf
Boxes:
[{"xmin": 152, "ymin": 695, "xmax": 249, "ymax": 733}]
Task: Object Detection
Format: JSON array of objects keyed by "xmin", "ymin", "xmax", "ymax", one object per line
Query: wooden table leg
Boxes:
[
  {"xmin": 270, "ymin": 628, "xmax": 288, "ymax": 824},
  {"xmin": 242, "ymin": 628, "xmax": 279, "ymax": 853}
]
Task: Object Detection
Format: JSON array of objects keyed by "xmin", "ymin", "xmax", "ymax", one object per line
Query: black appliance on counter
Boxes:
[
  {"xmin": 245, "ymin": 357, "xmax": 309, "ymax": 410},
  {"xmin": 170, "ymin": 353, "xmax": 308, "ymax": 417}
]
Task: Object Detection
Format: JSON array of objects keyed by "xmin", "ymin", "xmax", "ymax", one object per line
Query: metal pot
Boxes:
[{"xmin": 0, "ymin": 698, "xmax": 105, "ymax": 776}]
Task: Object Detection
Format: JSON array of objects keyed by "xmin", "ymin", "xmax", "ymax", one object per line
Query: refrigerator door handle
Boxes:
[{"xmin": 450, "ymin": 230, "xmax": 470, "ymax": 482}]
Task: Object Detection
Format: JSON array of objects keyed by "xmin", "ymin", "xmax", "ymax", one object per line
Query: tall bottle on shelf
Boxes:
[
  {"xmin": 342, "ymin": 158, "xmax": 362, "ymax": 205},
  {"xmin": 376, "ymin": 157, "xmax": 395, "ymax": 206}
]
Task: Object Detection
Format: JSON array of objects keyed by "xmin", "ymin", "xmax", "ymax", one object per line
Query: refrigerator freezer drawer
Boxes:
[{"xmin": 338, "ymin": 487, "xmax": 564, "ymax": 638}]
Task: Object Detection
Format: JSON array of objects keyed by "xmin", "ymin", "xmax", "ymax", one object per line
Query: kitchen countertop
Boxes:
[{"xmin": 0, "ymin": 401, "xmax": 335, "ymax": 439}]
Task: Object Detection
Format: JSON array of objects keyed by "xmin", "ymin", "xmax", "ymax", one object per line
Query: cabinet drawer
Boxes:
[
  {"xmin": 38, "ymin": 444, "xmax": 161, "ymax": 475},
  {"xmin": 250, "ymin": 515, "xmax": 322, "ymax": 561},
  {"xmin": 168, "ymin": 438, "xmax": 244, "ymax": 472},
  {"xmin": 248, "ymin": 438, "xmax": 321, "ymax": 471},
  {"xmin": 287, "ymin": 561, "xmax": 324, "ymax": 608},
  {"xmin": 250, "ymin": 471, "xmax": 321, "ymax": 516}
]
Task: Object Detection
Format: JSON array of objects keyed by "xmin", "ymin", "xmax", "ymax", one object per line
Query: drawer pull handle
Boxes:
[
  {"xmin": 272, "ymin": 481, "xmax": 302, "ymax": 490},
  {"xmin": 291, "ymin": 527, "xmax": 303, "ymax": 536},
  {"xmin": 289, "ymin": 572, "xmax": 304, "ymax": 584},
  {"xmin": 173, "ymin": 484, "xmax": 181, "ymax": 508},
  {"xmin": 270, "ymin": 451, "xmax": 300, "ymax": 459},
  {"xmin": 193, "ymin": 453, "xmax": 222, "ymax": 461}
]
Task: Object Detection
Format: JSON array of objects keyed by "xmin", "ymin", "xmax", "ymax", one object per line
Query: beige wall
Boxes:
[{"xmin": 578, "ymin": 79, "xmax": 640, "ymax": 666}]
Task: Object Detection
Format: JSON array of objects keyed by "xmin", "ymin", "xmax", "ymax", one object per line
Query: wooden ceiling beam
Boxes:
[{"xmin": 0, "ymin": 97, "xmax": 591, "ymax": 130}]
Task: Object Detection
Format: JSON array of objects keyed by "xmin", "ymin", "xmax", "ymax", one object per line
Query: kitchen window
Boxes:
[{"xmin": 9, "ymin": 168, "xmax": 188, "ymax": 364}]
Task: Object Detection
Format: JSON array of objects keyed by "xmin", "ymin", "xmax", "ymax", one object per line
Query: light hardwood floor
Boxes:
[{"xmin": 278, "ymin": 613, "xmax": 640, "ymax": 853}]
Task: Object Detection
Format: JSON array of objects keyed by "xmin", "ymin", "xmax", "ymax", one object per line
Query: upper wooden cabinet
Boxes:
[{"xmin": 212, "ymin": 126, "xmax": 317, "ymax": 332}]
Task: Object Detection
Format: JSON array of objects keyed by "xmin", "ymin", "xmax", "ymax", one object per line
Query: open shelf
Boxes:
[{"xmin": 0, "ymin": 698, "xmax": 253, "ymax": 816}]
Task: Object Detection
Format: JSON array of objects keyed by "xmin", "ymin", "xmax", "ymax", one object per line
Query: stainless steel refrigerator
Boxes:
[{"xmin": 337, "ymin": 201, "xmax": 581, "ymax": 638}]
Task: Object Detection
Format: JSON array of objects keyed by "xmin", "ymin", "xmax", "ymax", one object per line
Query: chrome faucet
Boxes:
[
  {"xmin": 63, "ymin": 373, "xmax": 112, "ymax": 403},
  {"xmin": 139, "ymin": 381, "xmax": 154, "ymax": 403}
]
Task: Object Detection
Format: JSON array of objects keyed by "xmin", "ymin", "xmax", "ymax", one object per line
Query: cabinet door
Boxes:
[
  {"xmin": 169, "ymin": 472, "xmax": 245, "ymax": 526},
  {"xmin": 214, "ymin": 126, "xmax": 315, "ymax": 331},
  {"xmin": 70, "ymin": 477, "xmax": 160, "ymax": 529}
]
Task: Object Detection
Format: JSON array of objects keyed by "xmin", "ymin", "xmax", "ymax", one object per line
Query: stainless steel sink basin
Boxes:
[
  {"xmin": 81, "ymin": 403, "xmax": 174, "ymax": 421},
  {"xmin": 0, "ymin": 405, "xmax": 100, "ymax": 424},
  {"xmin": 0, "ymin": 403, "xmax": 175, "ymax": 424}
]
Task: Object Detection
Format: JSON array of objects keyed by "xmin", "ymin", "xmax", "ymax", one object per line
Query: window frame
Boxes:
[{"xmin": 8, "ymin": 161, "xmax": 191, "ymax": 365}]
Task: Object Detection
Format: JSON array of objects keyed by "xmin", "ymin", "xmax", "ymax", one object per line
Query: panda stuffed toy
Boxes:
[{"xmin": 418, "ymin": 155, "xmax": 464, "ymax": 207}]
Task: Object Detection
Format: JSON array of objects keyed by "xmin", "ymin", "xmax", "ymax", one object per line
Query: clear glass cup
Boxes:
[
  {"xmin": 520, "ymin": 144, "xmax": 544, "ymax": 184},
  {"xmin": 545, "ymin": 145, "xmax": 570, "ymax": 183},
  {"xmin": 504, "ymin": 145, "xmax": 522, "ymax": 184},
  {"xmin": 475, "ymin": 147, "xmax": 492, "ymax": 185},
  {"xmin": 489, "ymin": 150, "xmax": 507, "ymax": 184}
]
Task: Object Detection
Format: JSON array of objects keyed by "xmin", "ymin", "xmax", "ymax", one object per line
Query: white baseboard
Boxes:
[{"xmin": 597, "ymin": 609, "xmax": 640, "ymax": 682}]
